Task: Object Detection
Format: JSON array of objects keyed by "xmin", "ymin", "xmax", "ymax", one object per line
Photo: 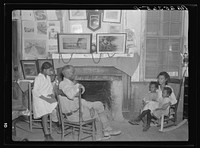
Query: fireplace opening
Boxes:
[{"xmin": 78, "ymin": 80, "xmax": 112, "ymax": 110}]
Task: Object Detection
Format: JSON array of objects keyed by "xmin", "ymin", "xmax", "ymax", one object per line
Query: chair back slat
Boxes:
[{"xmin": 168, "ymin": 78, "xmax": 183, "ymax": 111}]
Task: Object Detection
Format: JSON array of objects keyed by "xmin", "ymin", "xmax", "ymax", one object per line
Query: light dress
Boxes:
[
  {"xmin": 141, "ymin": 92, "xmax": 159, "ymax": 113},
  {"xmin": 32, "ymin": 73, "xmax": 57, "ymax": 119}
]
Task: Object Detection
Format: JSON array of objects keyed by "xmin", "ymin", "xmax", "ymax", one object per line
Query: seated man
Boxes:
[{"xmin": 58, "ymin": 65, "xmax": 121, "ymax": 139}]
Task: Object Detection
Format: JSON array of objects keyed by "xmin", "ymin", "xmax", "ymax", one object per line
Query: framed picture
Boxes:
[
  {"xmin": 96, "ymin": 33, "xmax": 126, "ymax": 53},
  {"xmin": 103, "ymin": 10, "xmax": 122, "ymax": 23},
  {"xmin": 37, "ymin": 59, "xmax": 54, "ymax": 73},
  {"xmin": 20, "ymin": 60, "xmax": 38, "ymax": 80},
  {"xmin": 69, "ymin": 10, "xmax": 87, "ymax": 20},
  {"xmin": 58, "ymin": 33, "xmax": 92, "ymax": 54}
]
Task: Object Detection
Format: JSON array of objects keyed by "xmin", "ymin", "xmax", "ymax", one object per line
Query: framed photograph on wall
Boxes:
[
  {"xmin": 20, "ymin": 60, "xmax": 38, "ymax": 80},
  {"xmin": 96, "ymin": 33, "xmax": 126, "ymax": 53},
  {"xmin": 103, "ymin": 10, "xmax": 122, "ymax": 23},
  {"xmin": 69, "ymin": 10, "xmax": 87, "ymax": 20},
  {"xmin": 37, "ymin": 59, "xmax": 54, "ymax": 73},
  {"xmin": 58, "ymin": 33, "xmax": 92, "ymax": 54}
]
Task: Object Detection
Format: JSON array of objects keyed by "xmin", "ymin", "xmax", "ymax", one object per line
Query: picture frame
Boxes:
[
  {"xmin": 58, "ymin": 33, "xmax": 92, "ymax": 54},
  {"xmin": 20, "ymin": 60, "xmax": 38, "ymax": 80},
  {"xmin": 96, "ymin": 33, "xmax": 126, "ymax": 54},
  {"xmin": 69, "ymin": 10, "xmax": 87, "ymax": 20},
  {"xmin": 103, "ymin": 10, "xmax": 122, "ymax": 23},
  {"xmin": 37, "ymin": 59, "xmax": 54, "ymax": 73}
]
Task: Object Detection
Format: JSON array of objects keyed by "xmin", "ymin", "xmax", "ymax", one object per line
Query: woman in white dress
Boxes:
[{"xmin": 32, "ymin": 62, "xmax": 57, "ymax": 141}]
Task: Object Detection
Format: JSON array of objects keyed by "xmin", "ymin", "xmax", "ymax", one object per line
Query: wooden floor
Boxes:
[{"xmin": 12, "ymin": 118, "xmax": 188, "ymax": 143}]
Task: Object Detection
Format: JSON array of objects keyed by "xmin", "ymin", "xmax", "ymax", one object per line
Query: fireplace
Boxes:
[
  {"xmin": 78, "ymin": 81, "xmax": 112, "ymax": 109},
  {"xmin": 57, "ymin": 66, "xmax": 131, "ymax": 121}
]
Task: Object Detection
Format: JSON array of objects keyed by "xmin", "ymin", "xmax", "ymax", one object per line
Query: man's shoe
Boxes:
[
  {"xmin": 104, "ymin": 129, "xmax": 121, "ymax": 137},
  {"xmin": 108, "ymin": 130, "xmax": 121, "ymax": 136},
  {"xmin": 96, "ymin": 135, "xmax": 111, "ymax": 141}
]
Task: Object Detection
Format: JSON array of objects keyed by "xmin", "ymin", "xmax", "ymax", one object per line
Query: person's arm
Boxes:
[
  {"xmin": 155, "ymin": 102, "xmax": 171, "ymax": 111},
  {"xmin": 59, "ymin": 81, "xmax": 80, "ymax": 100},
  {"xmin": 39, "ymin": 95, "xmax": 57, "ymax": 104},
  {"xmin": 170, "ymin": 91, "xmax": 177, "ymax": 105}
]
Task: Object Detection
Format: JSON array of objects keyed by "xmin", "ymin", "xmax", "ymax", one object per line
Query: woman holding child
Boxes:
[{"xmin": 128, "ymin": 71, "xmax": 177, "ymax": 131}]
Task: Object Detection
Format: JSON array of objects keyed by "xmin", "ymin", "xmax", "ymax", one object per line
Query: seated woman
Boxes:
[
  {"xmin": 128, "ymin": 71, "xmax": 177, "ymax": 132},
  {"xmin": 58, "ymin": 65, "xmax": 122, "ymax": 139},
  {"xmin": 32, "ymin": 62, "xmax": 57, "ymax": 141}
]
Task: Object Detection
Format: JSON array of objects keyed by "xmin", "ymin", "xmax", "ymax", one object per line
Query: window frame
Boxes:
[{"xmin": 142, "ymin": 11, "xmax": 185, "ymax": 81}]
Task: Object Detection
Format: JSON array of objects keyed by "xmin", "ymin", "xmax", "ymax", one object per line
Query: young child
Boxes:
[
  {"xmin": 141, "ymin": 81, "xmax": 159, "ymax": 113},
  {"xmin": 152, "ymin": 86, "xmax": 173, "ymax": 120}
]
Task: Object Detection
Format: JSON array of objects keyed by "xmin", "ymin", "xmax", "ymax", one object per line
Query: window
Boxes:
[{"xmin": 144, "ymin": 11, "xmax": 184, "ymax": 80}]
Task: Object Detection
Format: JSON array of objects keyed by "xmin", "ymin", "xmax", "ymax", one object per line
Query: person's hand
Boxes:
[
  {"xmin": 47, "ymin": 94, "xmax": 57, "ymax": 103},
  {"xmin": 90, "ymin": 107, "xmax": 95, "ymax": 118},
  {"xmin": 49, "ymin": 95, "xmax": 57, "ymax": 104},
  {"xmin": 47, "ymin": 94, "xmax": 54, "ymax": 98},
  {"xmin": 142, "ymin": 100, "xmax": 146, "ymax": 106},
  {"xmin": 154, "ymin": 108, "xmax": 161, "ymax": 111},
  {"xmin": 78, "ymin": 84, "xmax": 85, "ymax": 94}
]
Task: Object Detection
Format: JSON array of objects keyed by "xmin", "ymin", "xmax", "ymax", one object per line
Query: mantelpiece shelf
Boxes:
[{"xmin": 52, "ymin": 53, "xmax": 134, "ymax": 59}]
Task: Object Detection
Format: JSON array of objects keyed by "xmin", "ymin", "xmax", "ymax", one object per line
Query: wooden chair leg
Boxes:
[
  {"xmin": 30, "ymin": 114, "xmax": 33, "ymax": 132},
  {"xmin": 159, "ymin": 115, "xmax": 164, "ymax": 132},
  {"xmin": 92, "ymin": 121, "xmax": 96, "ymax": 141},
  {"xmin": 49, "ymin": 114, "xmax": 52, "ymax": 134},
  {"xmin": 78, "ymin": 126, "xmax": 82, "ymax": 141}
]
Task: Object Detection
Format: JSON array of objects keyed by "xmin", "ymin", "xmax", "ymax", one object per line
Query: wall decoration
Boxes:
[
  {"xmin": 37, "ymin": 59, "xmax": 54, "ymax": 72},
  {"xmin": 21, "ymin": 10, "xmax": 35, "ymax": 20},
  {"xmin": 36, "ymin": 21, "xmax": 47, "ymax": 35},
  {"xmin": 96, "ymin": 33, "xmax": 126, "ymax": 53},
  {"xmin": 87, "ymin": 10, "xmax": 101, "ymax": 32},
  {"xmin": 23, "ymin": 39, "xmax": 47, "ymax": 59},
  {"xmin": 108, "ymin": 24, "xmax": 121, "ymax": 33},
  {"xmin": 20, "ymin": 60, "xmax": 38, "ymax": 80},
  {"xmin": 12, "ymin": 10, "xmax": 21, "ymax": 20},
  {"xmin": 34, "ymin": 10, "xmax": 47, "ymax": 21},
  {"xmin": 71, "ymin": 24, "xmax": 83, "ymax": 33},
  {"xmin": 103, "ymin": 10, "xmax": 122, "ymax": 23},
  {"xmin": 46, "ymin": 10, "xmax": 63, "ymax": 20},
  {"xmin": 58, "ymin": 33, "xmax": 92, "ymax": 54},
  {"xmin": 22, "ymin": 21, "xmax": 35, "ymax": 38},
  {"xmin": 125, "ymin": 28, "xmax": 137, "ymax": 53},
  {"xmin": 69, "ymin": 10, "xmax": 87, "ymax": 20},
  {"xmin": 47, "ymin": 21, "xmax": 60, "ymax": 53}
]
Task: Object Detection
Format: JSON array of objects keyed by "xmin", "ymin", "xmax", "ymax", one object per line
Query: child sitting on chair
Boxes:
[
  {"xmin": 152, "ymin": 86, "xmax": 173, "ymax": 121},
  {"xmin": 141, "ymin": 81, "xmax": 159, "ymax": 113}
]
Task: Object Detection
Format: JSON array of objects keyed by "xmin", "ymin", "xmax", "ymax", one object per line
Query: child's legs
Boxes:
[
  {"xmin": 41, "ymin": 114, "xmax": 49, "ymax": 135},
  {"xmin": 51, "ymin": 109, "xmax": 58, "ymax": 122}
]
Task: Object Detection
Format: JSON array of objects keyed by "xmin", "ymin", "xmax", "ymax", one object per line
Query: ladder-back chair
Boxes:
[
  {"xmin": 159, "ymin": 78, "xmax": 183, "ymax": 131},
  {"xmin": 57, "ymin": 89, "xmax": 96, "ymax": 141},
  {"xmin": 28, "ymin": 82, "xmax": 52, "ymax": 133}
]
